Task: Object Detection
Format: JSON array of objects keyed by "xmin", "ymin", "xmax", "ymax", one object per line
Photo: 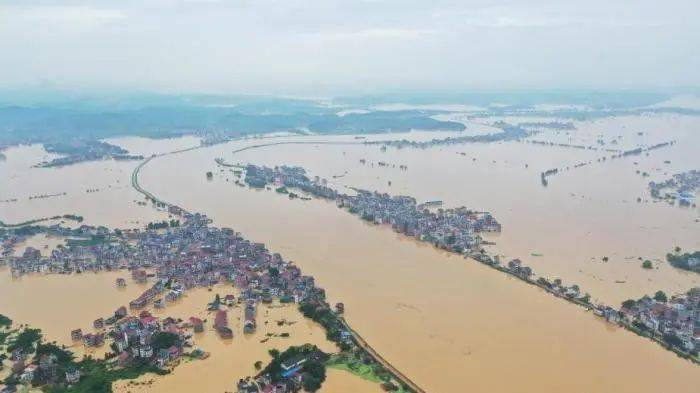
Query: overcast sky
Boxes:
[{"xmin": 0, "ymin": 0, "xmax": 698, "ymax": 96}]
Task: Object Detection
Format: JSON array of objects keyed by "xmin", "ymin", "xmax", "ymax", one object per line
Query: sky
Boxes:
[{"xmin": 0, "ymin": 0, "xmax": 698, "ymax": 96}]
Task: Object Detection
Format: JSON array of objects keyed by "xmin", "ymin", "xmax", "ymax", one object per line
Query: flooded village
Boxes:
[
  {"xmin": 1, "ymin": 206, "xmax": 414, "ymax": 392},
  {"xmin": 237, "ymin": 162, "xmax": 700, "ymax": 362},
  {"xmin": 1, "ymin": 111, "xmax": 700, "ymax": 393},
  {"xmin": 243, "ymin": 164, "xmax": 501, "ymax": 254}
]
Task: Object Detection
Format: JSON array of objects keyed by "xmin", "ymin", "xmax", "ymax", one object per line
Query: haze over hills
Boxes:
[{"xmin": 1, "ymin": 89, "xmax": 699, "ymax": 145}]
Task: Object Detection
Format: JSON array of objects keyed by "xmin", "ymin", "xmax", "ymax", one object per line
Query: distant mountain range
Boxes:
[{"xmin": 0, "ymin": 89, "xmax": 697, "ymax": 145}]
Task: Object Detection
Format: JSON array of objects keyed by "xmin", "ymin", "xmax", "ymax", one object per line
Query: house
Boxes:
[
  {"xmin": 141, "ymin": 316, "xmax": 159, "ymax": 330},
  {"xmin": 115, "ymin": 306, "xmax": 128, "ymax": 318},
  {"xmin": 217, "ymin": 326, "xmax": 233, "ymax": 339},
  {"xmin": 129, "ymin": 297, "xmax": 147, "ymax": 309},
  {"xmin": 93, "ymin": 318, "xmax": 104, "ymax": 329},
  {"xmin": 214, "ymin": 310, "xmax": 228, "ymax": 328},
  {"xmin": 9, "ymin": 363, "xmax": 24, "ymax": 381},
  {"xmin": 340, "ymin": 331, "xmax": 352, "ymax": 344},
  {"xmin": 157, "ymin": 348, "xmax": 170, "ymax": 367},
  {"xmin": 139, "ymin": 345, "xmax": 154, "ymax": 358},
  {"xmin": 115, "ymin": 337, "xmax": 129, "ymax": 352},
  {"xmin": 10, "ymin": 349, "xmax": 24, "ymax": 362},
  {"xmin": 39, "ymin": 354, "xmax": 57, "ymax": 374},
  {"xmin": 189, "ymin": 317, "xmax": 204, "ymax": 333},
  {"xmin": 281, "ymin": 355, "xmax": 307, "ymax": 372},
  {"xmin": 224, "ymin": 294, "xmax": 236, "ymax": 306},
  {"xmin": 20, "ymin": 364, "xmax": 37, "ymax": 383},
  {"xmin": 262, "ymin": 383, "xmax": 287, "ymax": 393},
  {"xmin": 168, "ymin": 345, "xmax": 181, "ymax": 359},
  {"xmin": 83, "ymin": 333, "xmax": 105, "ymax": 347},
  {"xmin": 215, "ymin": 310, "xmax": 232, "ymax": 338},
  {"xmin": 70, "ymin": 329, "xmax": 83, "ymax": 341},
  {"xmin": 139, "ymin": 330, "xmax": 152, "ymax": 346},
  {"xmin": 65, "ymin": 367, "xmax": 81, "ymax": 384},
  {"xmin": 237, "ymin": 379, "xmax": 259, "ymax": 393},
  {"xmin": 117, "ymin": 351, "xmax": 130, "ymax": 367}
]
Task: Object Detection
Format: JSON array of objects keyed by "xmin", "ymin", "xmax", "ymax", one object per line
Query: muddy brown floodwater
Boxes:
[{"xmin": 1, "ymin": 117, "xmax": 700, "ymax": 392}]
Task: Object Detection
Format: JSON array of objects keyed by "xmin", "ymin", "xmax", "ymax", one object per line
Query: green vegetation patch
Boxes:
[
  {"xmin": 45, "ymin": 357, "xmax": 168, "ymax": 393},
  {"xmin": 326, "ymin": 354, "xmax": 382, "ymax": 383},
  {"xmin": 262, "ymin": 344, "xmax": 329, "ymax": 391},
  {"xmin": 667, "ymin": 251, "xmax": 700, "ymax": 273},
  {"xmin": 0, "ymin": 314, "xmax": 12, "ymax": 328}
]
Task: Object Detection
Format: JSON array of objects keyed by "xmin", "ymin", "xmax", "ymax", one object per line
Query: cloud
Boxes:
[
  {"xmin": 4, "ymin": 5, "xmax": 125, "ymax": 25},
  {"xmin": 304, "ymin": 28, "xmax": 436, "ymax": 42},
  {"xmin": 0, "ymin": 0, "xmax": 697, "ymax": 93}
]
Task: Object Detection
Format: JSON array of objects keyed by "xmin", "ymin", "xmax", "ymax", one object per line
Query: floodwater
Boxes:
[
  {"xmin": 1, "ymin": 116, "xmax": 700, "ymax": 392},
  {"xmin": 0, "ymin": 269, "xmax": 339, "ymax": 391},
  {"xmin": 0, "ymin": 268, "xmax": 146, "ymax": 358},
  {"xmin": 202, "ymin": 114, "xmax": 700, "ymax": 307},
  {"xmin": 113, "ymin": 284, "xmax": 337, "ymax": 393},
  {"xmin": 0, "ymin": 144, "xmax": 170, "ymax": 228}
]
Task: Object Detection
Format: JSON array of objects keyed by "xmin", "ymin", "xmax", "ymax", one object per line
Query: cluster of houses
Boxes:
[
  {"xmin": 1, "ymin": 342, "xmax": 82, "ymax": 392},
  {"xmin": 472, "ymin": 253, "xmax": 700, "ymax": 358},
  {"xmin": 237, "ymin": 345, "xmax": 329, "ymax": 393},
  {"xmin": 649, "ymin": 169, "xmax": 699, "ymax": 205},
  {"xmin": 2, "ymin": 210, "xmax": 338, "ymax": 366},
  {"xmin": 71, "ymin": 308, "xmax": 190, "ymax": 369},
  {"xmin": 474, "ymin": 254, "xmax": 585, "ymax": 301},
  {"xmin": 4, "ymin": 212, "xmax": 324, "ymax": 318},
  {"xmin": 616, "ymin": 288, "xmax": 700, "ymax": 353},
  {"xmin": 243, "ymin": 163, "xmax": 501, "ymax": 254}
]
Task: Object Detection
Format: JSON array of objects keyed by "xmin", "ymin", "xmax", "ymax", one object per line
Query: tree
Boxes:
[
  {"xmin": 8, "ymin": 328, "xmax": 42, "ymax": 354},
  {"xmin": 302, "ymin": 374, "xmax": 322, "ymax": 392},
  {"xmin": 304, "ymin": 359, "xmax": 326, "ymax": 380},
  {"xmin": 151, "ymin": 332, "xmax": 179, "ymax": 351},
  {"xmin": 653, "ymin": 291, "xmax": 668, "ymax": 303},
  {"xmin": 580, "ymin": 293, "xmax": 591, "ymax": 304},
  {"xmin": 0, "ymin": 314, "xmax": 12, "ymax": 328},
  {"xmin": 622, "ymin": 299, "xmax": 636, "ymax": 309},
  {"xmin": 268, "ymin": 349, "xmax": 280, "ymax": 358},
  {"xmin": 35, "ymin": 342, "xmax": 74, "ymax": 365},
  {"xmin": 254, "ymin": 360, "xmax": 263, "ymax": 370},
  {"xmin": 602, "ymin": 256, "xmax": 609, "ymax": 262},
  {"xmin": 663, "ymin": 333, "xmax": 683, "ymax": 348},
  {"xmin": 642, "ymin": 260, "xmax": 653, "ymax": 269}
]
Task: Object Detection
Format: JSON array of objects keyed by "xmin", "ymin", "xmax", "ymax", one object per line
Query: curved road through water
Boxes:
[{"xmin": 130, "ymin": 138, "xmax": 426, "ymax": 393}]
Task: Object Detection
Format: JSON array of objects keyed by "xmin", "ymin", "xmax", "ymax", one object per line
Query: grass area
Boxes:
[
  {"xmin": 326, "ymin": 357, "xmax": 382, "ymax": 383},
  {"xmin": 326, "ymin": 353, "xmax": 410, "ymax": 392}
]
